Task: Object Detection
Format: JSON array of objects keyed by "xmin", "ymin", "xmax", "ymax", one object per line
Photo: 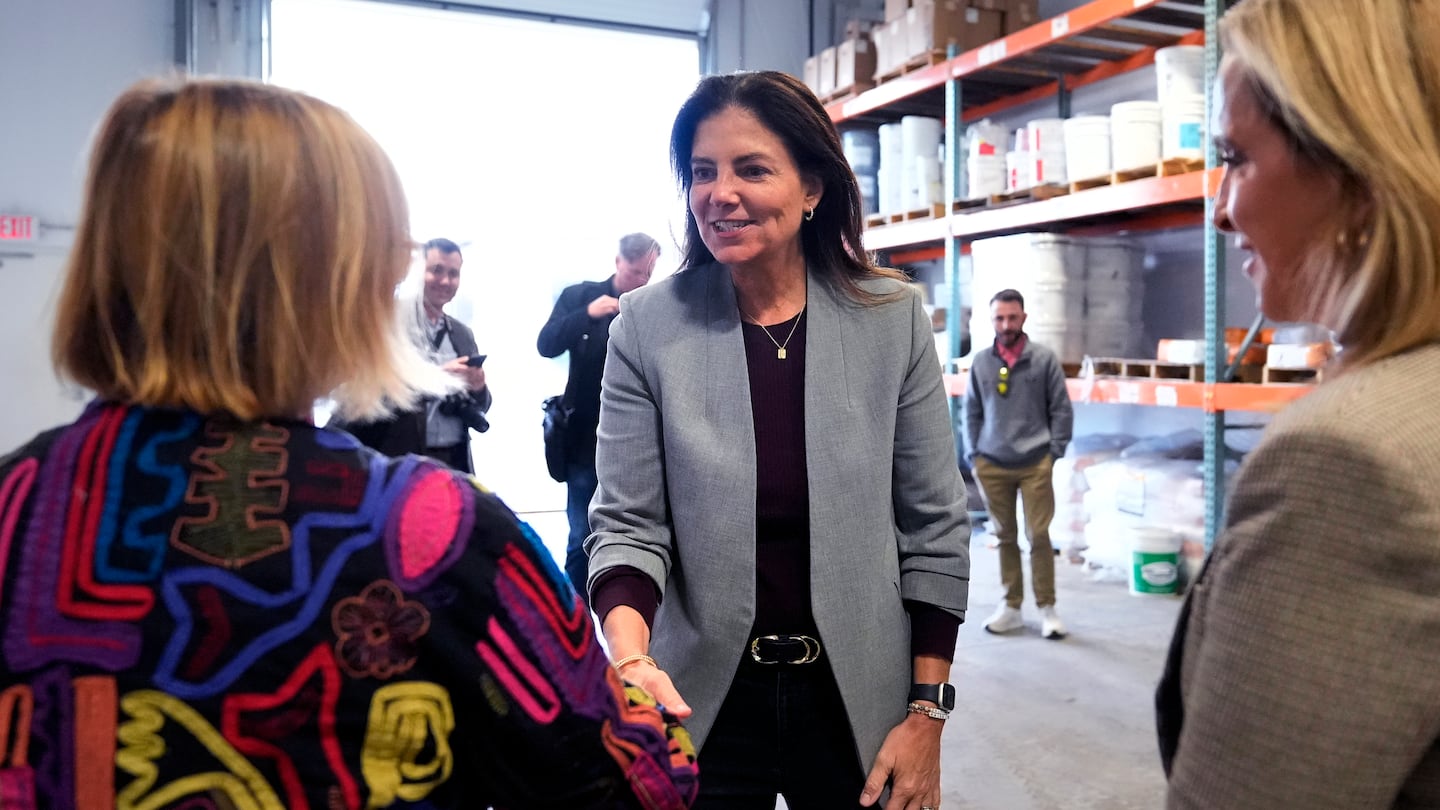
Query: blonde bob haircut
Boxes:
[
  {"xmin": 53, "ymin": 76, "xmax": 446, "ymax": 422},
  {"xmin": 1221, "ymin": 0, "xmax": 1440, "ymax": 371}
]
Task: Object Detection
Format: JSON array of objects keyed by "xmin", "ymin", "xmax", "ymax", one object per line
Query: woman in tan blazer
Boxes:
[{"xmin": 1156, "ymin": 1, "xmax": 1440, "ymax": 807}]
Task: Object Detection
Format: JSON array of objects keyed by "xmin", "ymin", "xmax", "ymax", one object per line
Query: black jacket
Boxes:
[
  {"xmin": 337, "ymin": 314, "xmax": 490, "ymax": 473},
  {"xmin": 537, "ymin": 277, "xmax": 617, "ymax": 465}
]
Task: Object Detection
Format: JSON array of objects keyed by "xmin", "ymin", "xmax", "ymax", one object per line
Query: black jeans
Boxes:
[{"xmin": 696, "ymin": 656, "xmax": 869, "ymax": 809}]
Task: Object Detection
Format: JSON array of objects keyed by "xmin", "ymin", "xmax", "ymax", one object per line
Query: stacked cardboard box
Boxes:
[
  {"xmin": 1002, "ymin": 0, "xmax": 1040, "ymax": 34},
  {"xmin": 805, "ymin": 0, "xmax": 1030, "ymax": 97}
]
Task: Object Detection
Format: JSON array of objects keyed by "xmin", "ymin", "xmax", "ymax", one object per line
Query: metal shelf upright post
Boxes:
[
  {"xmin": 1202, "ymin": 0, "xmax": 1225, "ymax": 550},
  {"xmin": 945, "ymin": 44, "xmax": 966, "ymax": 453}
]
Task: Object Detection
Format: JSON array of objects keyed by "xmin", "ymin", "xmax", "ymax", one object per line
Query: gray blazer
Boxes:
[
  {"xmin": 1157, "ymin": 341, "xmax": 1440, "ymax": 809},
  {"xmin": 586, "ymin": 262, "xmax": 970, "ymax": 769}
]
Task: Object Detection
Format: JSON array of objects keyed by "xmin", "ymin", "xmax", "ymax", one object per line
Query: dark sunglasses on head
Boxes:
[{"xmin": 997, "ymin": 365, "xmax": 1010, "ymax": 397}]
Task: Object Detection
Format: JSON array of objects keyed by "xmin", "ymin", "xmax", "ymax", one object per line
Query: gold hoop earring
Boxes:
[{"xmin": 804, "ymin": 207, "xmax": 815, "ymax": 222}]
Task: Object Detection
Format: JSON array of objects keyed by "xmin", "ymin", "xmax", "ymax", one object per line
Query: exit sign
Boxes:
[{"xmin": 0, "ymin": 214, "xmax": 37, "ymax": 242}]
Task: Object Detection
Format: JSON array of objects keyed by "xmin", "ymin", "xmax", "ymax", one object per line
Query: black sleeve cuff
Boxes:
[
  {"xmin": 905, "ymin": 600, "xmax": 960, "ymax": 662},
  {"xmin": 592, "ymin": 565, "xmax": 660, "ymax": 628}
]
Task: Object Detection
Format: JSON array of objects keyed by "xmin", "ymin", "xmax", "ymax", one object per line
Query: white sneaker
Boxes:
[
  {"xmin": 984, "ymin": 603, "xmax": 1024, "ymax": 634},
  {"xmin": 1040, "ymin": 606, "xmax": 1067, "ymax": 640}
]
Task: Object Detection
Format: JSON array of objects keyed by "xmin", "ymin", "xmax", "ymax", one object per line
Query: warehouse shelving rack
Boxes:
[{"xmin": 826, "ymin": 0, "xmax": 1255, "ymax": 548}]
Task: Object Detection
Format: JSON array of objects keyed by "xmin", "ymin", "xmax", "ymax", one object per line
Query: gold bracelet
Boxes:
[
  {"xmin": 907, "ymin": 701, "xmax": 951, "ymax": 721},
  {"xmin": 612, "ymin": 653, "xmax": 657, "ymax": 673}
]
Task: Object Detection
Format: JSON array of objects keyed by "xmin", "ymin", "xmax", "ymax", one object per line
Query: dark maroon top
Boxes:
[{"xmin": 593, "ymin": 309, "xmax": 957, "ymax": 661}]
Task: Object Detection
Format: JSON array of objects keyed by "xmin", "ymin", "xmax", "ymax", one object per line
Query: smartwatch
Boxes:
[{"xmin": 908, "ymin": 683, "xmax": 956, "ymax": 711}]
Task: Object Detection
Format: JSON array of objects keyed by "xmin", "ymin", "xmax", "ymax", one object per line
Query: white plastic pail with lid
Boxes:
[
  {"xmin": 1163, "ymin": 94, "xmax": 1207, "ymax": 161},
  {"xmin": 1155, "ymin": 45, "xmax": 1205, "ymax": 107},
  {"xmin": 1110, "ymin": 101, "xmax": 1163, "ymax": 171},
  {"xmin": 1063, "ymin": 115, "xmax": 1112, "ymax": 181},
  {"xmin": 1128, "ymin": 527, "xmax": 1182, "ymax": 596}
]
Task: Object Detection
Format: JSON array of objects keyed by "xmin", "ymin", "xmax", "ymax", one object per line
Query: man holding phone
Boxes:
[
  {"xmin": 537, "ymin": 232, "xmax": 659, "ymax": 603},
  {"xmin": 340, "ymin": 238, "xmax": 491, "ymax": 472}
]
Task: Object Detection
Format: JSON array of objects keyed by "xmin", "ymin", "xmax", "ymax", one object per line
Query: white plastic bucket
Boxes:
[
  {"xmin": 967, "ymin": 119, "xmax": 1009, "ymax": 160},
  {"xmin": 878, "ymin": 123, "xmax": 905, "ymax": 213},
  {"xmin": 1026, "ymin": 118, "xmax": 1066, "ymax": 153},
  {"xmin": 1063, "ymin": 115, "xmax": 1112, "ymax": 181},
  {"xmin": 1027, "ymin": 323, "xmax": 1086, "ymax": 364},
  {"xmin": 1029, "ymin": 151, "xmax": 1067, "ymax": 186},
  {"xmin": 901, "ymin": 116, "xmax": 943, "ymax": 191},
  {"xmin": 908, "ymin": 155, "xmax": 942, "ymax": 209},
  {"xmin": 1163, "ymin": 94, "xmax": 1207, "ymax": 161},
  {"xmin": 1085, "ymin": 277, "xmax": 1143, "ymax": 321},
  {"xmin": 1026, "ymin": 118, "xmax": 1068, "ymax": 185},
  {"xmin": 842, "ymin": 128, "xmax": 880, "ymax": 174},
  {"xmin": 876, "ymin": 166, "xmax": 901, "ymax": 214},
  {"xmin": 1028, "ymin": 278, "xmax": 1084, "ymax": 323},
  {"xmin": 1155, "ymin": 45, "xmax": 1205, "ymax": 108},
  {"xmin": 856, "ymin": 172, "xmax": 879, "ymax": 215},
  {"xmin": 1110, "ymin": 101, "xmax": 1163, "ymax": 171},
  {"xmin": 968, "ymin": 154, "xmax": 1007, "ymax": 199},
  {"xmin": 1026, "ymin": 234, "xmax": 1083, "ymax": 284},
  {"xmin": 1128, "ymin": 527, "xmax": 1182, "ymax": 596},
  {"xmin": 1005, "ymin": 151, "xmax": 1026, "ymax": 191},
  {"xmin": 1084, "ymin": 238, "xmax": 1140, "ymax": 282},
  {"xmin": 1085, "ymin": 319, "xmax": 1140, "ymax": 358}
]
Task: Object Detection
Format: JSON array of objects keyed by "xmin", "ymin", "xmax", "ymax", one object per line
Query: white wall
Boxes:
[{"xmin": 0, "ymin": 0, "xmax": 176, "ymax": 454}]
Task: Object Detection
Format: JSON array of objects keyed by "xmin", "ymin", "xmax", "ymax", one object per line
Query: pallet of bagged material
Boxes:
[
  {"xmin": 875, "ymin": 50, "xmax": 948, "ymax": 83},
  {"xmin": 1088, "ymin": 357, "xmax": 1205, "ymax": 381},
  {"xmin": 1262, "ymin": 365, "xmax": 1324, "ymax": 384}
]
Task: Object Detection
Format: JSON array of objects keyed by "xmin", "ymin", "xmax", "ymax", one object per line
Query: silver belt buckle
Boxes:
[{"xmin": 748, "ymin": 634, "xmax": 822, "ymax": 665}]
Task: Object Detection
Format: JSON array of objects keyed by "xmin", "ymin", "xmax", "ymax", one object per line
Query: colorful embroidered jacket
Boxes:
[{"xmin": 0, "ymin": 401, "xmax": 698, "ymax": 809}]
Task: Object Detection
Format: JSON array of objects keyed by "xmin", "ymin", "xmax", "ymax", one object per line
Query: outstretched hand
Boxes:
[
  {"xmin": 860, "ymin": 713, "xmax": 943, "ymax": 809},
  {"xmin": 617, "ymin": 660, "xmax": 693, "ymax": 720}
]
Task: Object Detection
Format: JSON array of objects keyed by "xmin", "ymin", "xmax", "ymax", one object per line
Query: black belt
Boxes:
[{"xmin": 748, "ymin": 634, "xmax": 823, "ymax": 665}]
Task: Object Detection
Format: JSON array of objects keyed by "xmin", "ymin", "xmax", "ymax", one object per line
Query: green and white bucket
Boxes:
[{"xmin": 1128, "ymin": 527, "xmax": 1181, "ymax": 596}]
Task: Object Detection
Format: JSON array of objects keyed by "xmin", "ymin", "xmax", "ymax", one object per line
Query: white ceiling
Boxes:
[{"xmin": 432, "ymin": 0, "xmax": 710, "ymax": 35}]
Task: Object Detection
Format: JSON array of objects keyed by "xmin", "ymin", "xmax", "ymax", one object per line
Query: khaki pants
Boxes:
[{"xmin": 973, "ymin": 455, "xmax": 1057, "ymax": 609}]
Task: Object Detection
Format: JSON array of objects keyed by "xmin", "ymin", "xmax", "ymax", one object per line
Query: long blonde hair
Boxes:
[
  {"xmin": 52, "ymin": 77, "xmax": 445, "ymax": 420},
  {"xmin": 1222, "ymin": 0, "xmax": 1440, "ymax": 370}
]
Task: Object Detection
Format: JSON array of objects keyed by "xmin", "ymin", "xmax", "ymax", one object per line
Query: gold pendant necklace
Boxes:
[{"xmin": 741, "ymin": 306, "xmax": 805, "ymax": 359}]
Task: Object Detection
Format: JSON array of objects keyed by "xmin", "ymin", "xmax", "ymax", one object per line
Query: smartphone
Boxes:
[{"xmin": 464, "ymin": 354, "xmax": 487, "ymax": 368}]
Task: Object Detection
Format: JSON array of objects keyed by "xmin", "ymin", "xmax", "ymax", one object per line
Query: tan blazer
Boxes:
[
  {"xmin": 1158, "ymin": 342, "xmax": 1440, "ymax": 808},
  {"xmin": 586, "ymin": 262, "xmax": 971, "ymax": 768}
]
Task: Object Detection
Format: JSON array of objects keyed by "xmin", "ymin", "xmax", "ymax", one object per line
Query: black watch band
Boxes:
[{"xmin": 908, "ymin": 682, "xmax": 956, "ymax": 711}]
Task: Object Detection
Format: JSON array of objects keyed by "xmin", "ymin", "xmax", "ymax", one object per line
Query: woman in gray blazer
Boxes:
[
  {"xmin": 1156, "ymin": 1, "xmax": 1440, "ymax": 807},
  {"xmin": 586, "ymin": 71, "xmax": 971, "ymax": 809}
]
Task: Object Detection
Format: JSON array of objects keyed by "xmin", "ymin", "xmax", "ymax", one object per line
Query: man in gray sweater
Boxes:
[{"xmin": 963, "ymin": 289, "xmax": 1074, "ymax": 639}]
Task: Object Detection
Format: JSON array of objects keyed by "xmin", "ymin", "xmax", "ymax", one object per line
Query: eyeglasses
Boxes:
[{"xmin": 997, "ymin": 365, "xmax": 1010, "ymax": 397}]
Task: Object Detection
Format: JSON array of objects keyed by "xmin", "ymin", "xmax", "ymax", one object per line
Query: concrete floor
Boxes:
[{"xmin": 517, "ymin": 510, "xmax": 1183, "ymax": 810}]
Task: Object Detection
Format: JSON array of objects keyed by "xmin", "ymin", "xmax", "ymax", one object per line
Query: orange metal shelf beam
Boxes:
[
  {"xmin": 1064, "ymin": 209, "xmax": 1205, "ymax": 236},
  {"xmin": 863, "ymin": 169, "xmax": 1216, "ymax": 250},
  {"xmin": 951, "ymin": 168, "xmax": 1218, "ymax": 239},
  {"xmin": 961, "ymin": 30, "xmax": 1205, "ymax": 124},
  {"xmin": 951, "ymin": 0, "xmax": 1173, "ymax": 79},
  {"xmin": 828, "ymin": 0, "xmax": 1180, "ymax": 124},
  {"xmin": 887, "ymin": 245, "xmax": 946, "ymax": 264},
  {"xmin": 862, "ymin": 216, "xmax": 949, "ymax": 251},
  {"xmin": 943, "ymin": 374, "xmax": 1314, "ymax": 413}
]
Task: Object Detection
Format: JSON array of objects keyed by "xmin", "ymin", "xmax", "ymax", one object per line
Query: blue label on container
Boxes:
[{"xmin": 1179, "ymin": 122, "xmax": 1202, "ymax": 150}]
